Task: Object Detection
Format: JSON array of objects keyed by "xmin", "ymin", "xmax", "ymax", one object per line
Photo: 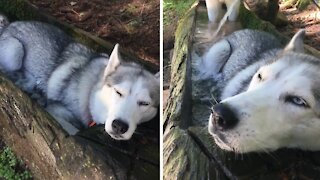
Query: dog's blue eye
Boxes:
[
  {"xmin": 138, "ymin": 101, "xmax": 150, "ymax": 106},
  {"xmin": 285, "ymin": 95, "xmax": 309, "ymax": 108}
]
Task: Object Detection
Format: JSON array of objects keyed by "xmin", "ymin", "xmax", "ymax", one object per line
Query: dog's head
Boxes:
[
  {"xmin": 90, "ymin": 44, "xmax": 159, "ymax": 140},
  {"xmin": 209, "ymin": 30, "xmax": 320, "ymax": 153}
]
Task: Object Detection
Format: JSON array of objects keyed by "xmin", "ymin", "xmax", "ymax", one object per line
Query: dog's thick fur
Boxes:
[
  {"xmin": 200, "ymin": 29, "xmax": 320, "ymax": 153},
  {"xmin": 0, "ymin": 16, "xmax": 159, "ymax": 140}
]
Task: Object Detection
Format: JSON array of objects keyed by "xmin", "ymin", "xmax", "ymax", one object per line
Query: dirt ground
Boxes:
[
  {"xmin": 28, "ymin": 0, "xmax": 160, "ymax": 66},
  {"xmin": 278, "ymin": 1, "xmax": 320, "ymax": 51}
]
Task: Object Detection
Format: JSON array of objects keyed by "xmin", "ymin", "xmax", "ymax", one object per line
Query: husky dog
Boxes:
[
  {"xmin": 205, "ymin": 0, "xmax": 240, "ymax": 22},
  {"xmin": 200, "ymin": 29, "xmax": 320, "ymax": 153},
  {"xmin": 0, "ymin": 16, "xmax": 159, "ymax": 140}
]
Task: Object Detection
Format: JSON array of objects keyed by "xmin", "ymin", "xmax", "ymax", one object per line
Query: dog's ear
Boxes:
[
  {"xmin": 284, "ymin": 29, "xmax": 305, "ymax": 53},
  {"xmin": 155, "ymin": 71, "xmax": 160, "ymax": 81},
  {"xmin": 105, "ymin": 43, "xmax": 121, "ymax": 76}
]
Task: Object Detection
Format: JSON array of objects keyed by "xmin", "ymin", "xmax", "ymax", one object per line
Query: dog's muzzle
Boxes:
[
  {"xmin": 210, "ymin": 103, "xmax": 239, "ymax": 131},
  {"xmin": 112, "ymin": 119, "xmax": 129, "ymax": 135}
]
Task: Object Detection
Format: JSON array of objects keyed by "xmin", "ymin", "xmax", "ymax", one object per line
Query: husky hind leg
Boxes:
[
  {"xmin": 198, "ymin": 39, "xmax": 231, "ymax": 78},
  {"xmin": 0, "ymin": 37, "xmax": 24, "ymax": 72}
]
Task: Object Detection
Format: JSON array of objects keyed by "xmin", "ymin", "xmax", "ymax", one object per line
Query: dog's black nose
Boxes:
[
  {"xmin": 112, "ymin": 119, "xmax": 129, "ymax": 134},
  {"xmin": 211, "ymin": 103, "xmax": 239, "ymax": 131}
]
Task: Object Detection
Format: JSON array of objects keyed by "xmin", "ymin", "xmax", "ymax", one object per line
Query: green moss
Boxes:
[
  {"xmin": 0, "ymin": 147, "xmax": 32, "ymax": 180},
  {"xmin": 164, "ymin": 2, "xmax": 196, "ymax": 129},
  {"xmin": 238, "ymin": 3, "xmax": 287, "ymax": 45},
  {"xmin": 163, "ymin": 0, "xmax": 197, "ymax": 26},
  {"xmin": 238, "ymin": 4, "xmax": 266, "ymax": 30},
  {"xmin": 296, "ymin": 0, "xmax": 311, "ymax": 10}
]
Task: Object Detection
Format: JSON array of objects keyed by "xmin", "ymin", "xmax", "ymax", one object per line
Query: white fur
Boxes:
[
  {"xmin": 47, "ymin": 50, "xmax": 88, "ymax": 100},
  {"xmin": 0, "ymin": 37, "xmax": 24, "ymax": 71},
  {"xmin": 48, "ymin": 44, "xmax": 159, "ymax": 139},
  {"xmin": 200, "ymin": 39, "xmax": 231, "ymax": 78},
  {"xmin": 284, "ymin": 29, "xmax": 305, "ymax": 53},
  {"xmin": 221, "ymin": 60, "xmax": 265, "ymax": 99},
  {"xmin": 205, "ymin": 0, "xmax": 240, "ymax": 22},
  {"xmin": 77, "ymin": 58, "xmax": 108, "ymax": 123},
  {"xmin": 209, "ymin": 60, "xmax": 320, "ymax": 152},
  {"xmin": 207, "ymin": 29, "xmax": 320, "ymax": 152},
  {"xmin": 0, "ymin": 17, "xmax": 159, "ymax": 140},
  {"xmin": 90, "ymin": 77, "xmax": 158, "ymax": 140},
  {"xmin": 89, "ymin": 44, "xmax": 159, "ymax": 140}
]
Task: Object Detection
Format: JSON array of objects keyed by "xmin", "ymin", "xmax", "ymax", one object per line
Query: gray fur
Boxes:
[
  {"xmin": 212, "ymin": 30, "xmax": 320, "ymax": 100},
  {"xmin": 206, "ymin": 29, "xmax": 320, "ymax": 152},
  {"xmin": 211, "ymin": 30, "xmax": 282, "ymax": 99},
  {"xmin": 0, "ymin": 15, "xmax": 159, "ymax": 138}
]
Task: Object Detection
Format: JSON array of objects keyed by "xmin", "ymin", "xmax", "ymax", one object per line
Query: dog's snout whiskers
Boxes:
[{"xmin": 210, "ymin": 93, "xmax": 219, "ymax": 105}]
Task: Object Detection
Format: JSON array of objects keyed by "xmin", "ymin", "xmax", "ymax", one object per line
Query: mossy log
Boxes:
[
  {"xmin": 0, "ymin": 74, "xmax": 114, "ymax": 179},
  {"xmin": 164, "ymin": 1, "xmax": 320, "ymax": 180},
  {"xmin": 0, "ymin": 0, "xmax": 159, "ymax": 179}
]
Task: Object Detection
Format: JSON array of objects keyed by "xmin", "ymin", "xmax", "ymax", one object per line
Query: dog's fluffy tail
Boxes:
[{"xmin": 0, "ymin": 14, "xmax": 9, "ymax": 34}]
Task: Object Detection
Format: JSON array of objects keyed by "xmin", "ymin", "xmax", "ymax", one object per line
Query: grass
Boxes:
[
  {"xmin": 0, "ymin": 147, "xmax": 32, "ymax": 180},
  {"xmin": 163, "ymin": 0, "xmax": 197, "ymax": 26}
]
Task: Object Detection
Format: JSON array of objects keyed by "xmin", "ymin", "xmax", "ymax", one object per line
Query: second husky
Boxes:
[
  {"xmin": 0, "ymin": 16, "xmax": 159, "ymax": 140},
  {"xmin": 199, "ymin": 29, "xmax": 320, "ymax": 153}
]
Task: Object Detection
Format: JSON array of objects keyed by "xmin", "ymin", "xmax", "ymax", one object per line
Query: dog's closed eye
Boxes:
[
  {"xmin": 138, "ymin": 101, "xmax": 150, "ymax": 106},
  {"xmin": 114, "ymin": 88, "xmax": 123, "ymax": 97},
  {"xmin": 257, "ymin": 73, "xmax": 262, "ymax": 81}
]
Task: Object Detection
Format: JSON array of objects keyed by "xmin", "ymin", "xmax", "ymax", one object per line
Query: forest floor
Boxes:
[
  {"xmin": 278, "ymin": 1, "xmax": 320, "ymax": 51},
  {"xmin": 29, "ymin": 0, "xmax": 160, "ymax": 66}
]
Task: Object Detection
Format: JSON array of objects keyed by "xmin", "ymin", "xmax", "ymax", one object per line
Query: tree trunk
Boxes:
[
  {"xmin": 164, "ymin": 1, "xmax": 320, "ymax": 179},
  {"xmin": 0, "ymin": 0, "xmax": 159, "ymax": 179}
]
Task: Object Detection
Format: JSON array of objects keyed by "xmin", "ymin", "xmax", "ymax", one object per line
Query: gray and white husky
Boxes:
[
  {"xmin": 199, "ymin": 29, "xmax": 320, "ymax": 153},
  {"xmin": 0, "ymin": 16, "xmax": 159, "ymax": 140}
]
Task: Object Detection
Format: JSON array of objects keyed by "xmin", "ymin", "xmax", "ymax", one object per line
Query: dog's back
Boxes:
[
  {"xmin": 0, "ymin": 21, "xmax": 75, "ymax": 92},
  {"xmin": 202, "ymin": 30, "xmax": 283, "ymax": 99},
  {"xmin": 0, "ymin": 18, "xmax": 107, "ymax": 129}
]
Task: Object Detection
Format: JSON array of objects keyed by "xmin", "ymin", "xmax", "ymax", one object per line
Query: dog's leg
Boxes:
[
  {"xmin": 0, "ymin": 37, "xmax": 24, "ymax": 72},
  {"xmin": 225, "ymin": 0, "xmax": 240, "ymax": 21},
  {"xmin": 199, "ymin": 39, "xmax": 231, "ymax": 78},
  {"xmin": 46, "ymin": 103, "xmax": 79, "ymax": 135},
  {"xmin": 205, "ymin": 0, "xmax": 223, "ymax": 22}
]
